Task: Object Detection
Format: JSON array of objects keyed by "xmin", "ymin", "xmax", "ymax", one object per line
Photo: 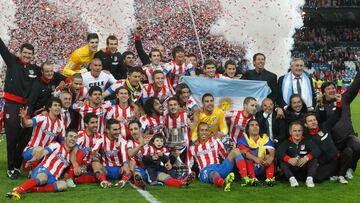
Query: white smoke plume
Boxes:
[
  {"xmin": 48, "ymin": 0, "xmax": 135, "ymax": 52},
  {"xmin": 211, "ymin": 0, "xmax": 305, "ymax": 76}
]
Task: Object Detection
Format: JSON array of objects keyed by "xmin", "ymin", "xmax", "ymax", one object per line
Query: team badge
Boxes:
[
  {"xmin": 29, "ymin": 70, "xmax": 34, "ymax": 75},
  {"xmin": 301, "ymin": 145, "xmax": 305, "ymax": 150},
  {"xmin": 5, "ymin": 114, "xmax": 9, "ymax": 119},
  {"xmin": 318, "ymin": 131, "xmax": 324, "ymax": 137}
]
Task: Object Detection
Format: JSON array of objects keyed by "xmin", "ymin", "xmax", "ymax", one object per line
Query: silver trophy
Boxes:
[{"xmin": 166, "ymin": 128, "xmax": 188, "ymax": 178}]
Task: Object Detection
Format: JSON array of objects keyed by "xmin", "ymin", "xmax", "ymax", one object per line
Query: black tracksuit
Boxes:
[
  {"xmin": 94, "ymin": 49, "xmax": 126, "ymax": 80},
  {"xmin": 277, "ymin": 137, "xmax": 320, "ymax": 180},
  {"xmin": 316, "ymin": 71, "xmax": 360, "ymax": 170},
  {"xmin": 305, "ymin": 102, "xmax": 351, "ymax": 181},
  {"xmin": 27, "ymin": 73, "xmax": 66, "ymax": 116},
  {"xmin": 0, "ymin": 38, "xmax": 40, "ymax": 171}
]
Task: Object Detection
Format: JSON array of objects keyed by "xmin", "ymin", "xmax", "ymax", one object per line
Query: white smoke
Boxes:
[
  {"xmin": 211, "ymin": 0, "xmax": 305, "ymax": 76},
  {"xmin": 0, "ymin": 0, "xmax": 17, "ymax": 67},
  {"xmin": 49, "ymin": 0, "xmax": 135, "ymax": 52}
]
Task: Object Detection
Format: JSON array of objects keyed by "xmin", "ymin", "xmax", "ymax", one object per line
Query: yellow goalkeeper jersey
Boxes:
[
  {"xmin": 63, "ymin": 45, "xmax": 97, "ymax": 77},
  {"xmin": 192, "ymin": 106, "xmax": 228, "ymax": 141}
]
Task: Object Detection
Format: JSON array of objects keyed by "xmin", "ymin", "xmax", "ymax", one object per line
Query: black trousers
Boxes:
[
  {"xmin": 336, "ymin": 135, "xmax": 360, "ymax": 171},
  {"xmin": 315, "ymin": 158, "xmax": 338, "ymax": 182},
  {"xmin": 4, "ymin": 101, "xmax": 32, "ymax": 171},
  {"xmin": 280, "ymin": 159, "xmax": 318, "ymax": 180}
]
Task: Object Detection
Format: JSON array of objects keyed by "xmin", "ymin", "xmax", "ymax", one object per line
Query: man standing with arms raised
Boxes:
[{"xmin": 0, "ymin": 37, "xmax": 40, "ymax": 179}]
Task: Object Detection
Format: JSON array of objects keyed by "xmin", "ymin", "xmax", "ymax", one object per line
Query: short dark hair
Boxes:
[
  {"xmin": 106, "ymin": 118, "xmax": 120, "ymax": 130},
  {"xmin": 202, "ymin": 93, "xmax": 214, "ymax": 103},
  {"xmin": 46, "ymin": 97, "xmax": 62, "ymax": 112},
  {"xmin": 172, "ymin": 46, "xmax": 185, "ymax": 59},
  {"xmin": 20, "ymin": 43, "xmax": 34, "ymax": 53},
  {"xmin": 243, "ymin": 97, "xmax": 256, "ymax": 105},
  {"xmin": 127, "ymin": 66, "xmax": 143, "ymax": 76},
  {"xmin": 143, "ymin": 97, "xmax": 160, "ymax": 116},
  {"xmin": 167, "ymin": 96, "xmax": 178, "ymax": 105},
  {"xmin": 87, "ymin": 33, "xmax": 99, "ymax": 42},
  {"xmin": 224, "ymin": 60, "xmax": 237, "ymax": 69},
  {"xmin": 40, "ymin": 61, "xmax": 54, "ymax": 71},
  {"xmin": 128, "ymin": 119, "xmax": 141, "ymax": 129},
  {"xmin": 123, "ymin": 51, "xmax": 135, "ymax": 58},
  {"xmin": 149, "ymin": 48, "xmax": 162, "ymax": 58},
  {"xmin": 288, "ymin": 94, "xmax": 307, "ymax": 112},
  {"xmin": 84, "ymin": 112, "xmax": 98, "ymax": 124},
  {"xmin": 66, "ymin": 129, "xmax": 78, "ymax": 137},
  {"xmin": 203, "ymin": 59, "xmax": 216, "ymax": 68},
  {"xmin": 88, "ymin": 86, "xmax": 102, "ymax": 96},
  {"xmin": 253, "ymin": 53, "xmax": 266, "ymax": 62},
  {"xmin": 106, "ymin": 35, "xmax": 118, "ymax": 45},
  {"xmin": 303, "ymin": 112, "xmax": 317, "ymax": 124},
  {"xmin": 150, "ymin": 133, "xmax": 166, "ymax": 146},
  {"xmin": 321, "ymin": 81, "xmax": 336, "ymax": 93},
  {"xmin": 152, "ymin": 70, "xmax": 164, "ymax": 79},
  {"xmin": 289, "ymin": 120, "xmax": 303, "ymax": 131},
  {"xmin": 187, "ymin": 53, "xmax": 197, "ymax": 59}
]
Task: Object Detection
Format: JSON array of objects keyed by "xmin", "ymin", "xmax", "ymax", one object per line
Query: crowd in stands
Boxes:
[{"xmin": 305, "ymin": 0, "xmax": 360, "ymax": 8}]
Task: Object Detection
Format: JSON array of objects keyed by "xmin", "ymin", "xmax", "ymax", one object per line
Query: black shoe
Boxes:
[
  {"xmin": 13, "ymin": 168, "xmax": 21, "ymax": 178},
  {"xmin": 7, "ymin": 170, "xmax": 17, "ymax": 180}
]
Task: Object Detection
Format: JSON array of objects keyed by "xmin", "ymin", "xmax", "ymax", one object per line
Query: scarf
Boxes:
[
  {"xmin": 126, "ymin": 79, "xmax": 142, "ymax": 101},
  {"xmin": 282, "ymin": 72, "xmax": 313, "ymax": 107},
  {"xmin": 243, "ymin": 133, "xmax": 270, "ymax": 158}
]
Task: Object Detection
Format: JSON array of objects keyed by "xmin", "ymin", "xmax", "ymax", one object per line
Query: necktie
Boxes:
[
  {"xmin": 265, "ymin": 113, "xmax": 271, "ymax": 136},
  {"xmin": 296, "ymin": 77, "xmax": 301, "ymax": 95},
  {"xmin": 64, "ymin": 111, "xmax": 68, "ymax": 126}
]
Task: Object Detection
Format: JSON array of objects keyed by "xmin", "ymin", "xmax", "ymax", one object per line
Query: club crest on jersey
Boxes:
[
  {"xmin": 318, "ymin": 131, "xmax": 324, "ymax": 137},
  {"xmin": 301, "ymin": 145, "xmax": 305, "ymax": 150},
  {"xmin": 29, "ymin": 70, "xmax": 34, "ymax": 75},
  {"xmin": 45, "ymin": 130, "xmax": 57, "ymax": 137}
]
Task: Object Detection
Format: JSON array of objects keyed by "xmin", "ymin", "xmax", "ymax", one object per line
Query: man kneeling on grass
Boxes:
[
  {"xmin": 188, "ymin": 122, "xmax": 247, "ymax": 191},
  {"xmin": 6, "ymin": 129, "xmax": 78, "ymax": 200}
]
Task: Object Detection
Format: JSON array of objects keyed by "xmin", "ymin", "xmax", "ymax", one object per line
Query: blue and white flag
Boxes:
[{"xmin": 182, "ymin": 76, "xmax": 271, "ymax": 111}]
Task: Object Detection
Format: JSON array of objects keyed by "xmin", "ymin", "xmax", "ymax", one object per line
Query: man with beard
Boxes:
[
  {"xmin": 316, "ymin": 71, "xmax": 360, "ymax": 179},
  {"xmin": 191, "ymin": 93, "xmax": 228, "ymax": 142},
  {"xmin": 140, "ymin": 97, "xmax": 165, "ymax": 138},
  {"xmin": 144, "ymin": 70, "xmax": 175, "ymax": 103}
]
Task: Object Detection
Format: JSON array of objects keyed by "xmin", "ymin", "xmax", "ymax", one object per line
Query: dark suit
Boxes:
[
  {"xmin": 277, "ymin": 73, "xmax": 316, "ymax": 108},
  {"xmin": 243, "ymin": 69, "xmax": 278, "ymax": 103},
  {"xmin": 255, "ymin": 110, "xmax": 286, "ymax": 146}
]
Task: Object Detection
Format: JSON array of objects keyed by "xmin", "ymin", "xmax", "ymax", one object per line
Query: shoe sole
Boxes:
[
  {"xmin": 6, "ymin": 192, "xmax": 21, "ymax": 200},
  {"xmin": 224, "ymin": 172, "xmax": 235, "ymax": 192},
  {"xmin": 184, "ymin": 173, "xmax": 196, "ymax": 187}
]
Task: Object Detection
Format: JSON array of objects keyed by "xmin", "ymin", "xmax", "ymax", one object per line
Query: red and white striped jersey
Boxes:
[
  {"xmin": 77, "ymin": 130, "xmax": 102, "ymax": 165},
  {"xmin": 143, "ymin": 83, "xmax": 174, "ymax": 103},
  {"xmin": 229, "ymin": 110, "xmax": 254, "ymax": 143},
  {"xmin": 143, "ymin": 145, "xmax": 169, "ymax": 156},
  {"xmin": 93, "ymin": 134, "xmax": 129, "ymax": 167},
  {"xmin": 82, "ymin": 71, "xmax": 117, "ymax": 91},
  {"xmin": 179, "ymin": 96, "xmax": 199, "ymax": 112},
  {"xmin": 127, "ymin": 139, "xmax": 149, "ymax": 167},
  {"xmin": 106, "ymin": 79, "xmax": 148, "ymax": 102},
  {"xmin": 106, "ymin": 104, "xmax": 137, "ymax": 126},
  {"xmin": 164, "ymin": 112, "xmax": 190, "ymax": 145},
  {"xmin": 25, "ymin": 114, "xmax": 65, "ymax": 150},
  {"xmin": 142, "ymin": 64, "xmax": 168, "ymax": 84},
  {"xmin": 140, "ymin": 115, "xmax": 165, "ymax": 137},
  {"xmin": 188, "ymin": 136, "xmax": 227, "ymax": 171},
  {"xmin": 163, "ymin": 61, "xmax": 195, "ymax": 89},
  {"xmin": 72, "ymin": 102, "xmax": 112, "ymax": 134},
  {"xmin": 41, "ymin": 142, "xmax": 71, "ymax": 179}
]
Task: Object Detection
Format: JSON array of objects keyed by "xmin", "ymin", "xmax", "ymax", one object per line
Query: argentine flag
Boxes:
[{"xmin": 182, "ymin": 76, "xmax": 271, "ymax": 111}]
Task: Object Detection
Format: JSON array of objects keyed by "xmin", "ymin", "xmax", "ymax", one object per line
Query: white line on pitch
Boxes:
[{"xmin": 130, "ymin": 183, "xmax": 161, "ymax": 203}]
